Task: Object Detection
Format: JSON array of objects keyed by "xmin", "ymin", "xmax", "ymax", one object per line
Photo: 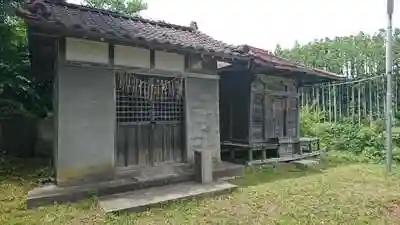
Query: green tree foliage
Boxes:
[
  {"xmin": 274, "ymin": 30, "xmax": 400, "ymax": 79},
  {"xmin": 0, "ymin": 0, "xmax": 47, "ymax": 117},
  {"xmin": 0, "ymin": 0, "xmax": 149, "ymax": 119},
  {"xmin": 84, "ymin": 0, "xmax": 147, "ymax": 15},
  {"xmin": 0, "ymin": 0, "xmax": 19, "ymax": 22}
]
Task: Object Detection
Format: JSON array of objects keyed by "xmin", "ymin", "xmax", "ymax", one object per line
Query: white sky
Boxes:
[{"xmin": 71, "ymin": 0, "xmax": 400, "ymax": 51}]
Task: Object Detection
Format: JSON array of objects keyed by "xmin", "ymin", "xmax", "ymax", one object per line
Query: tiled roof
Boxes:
[
  {"xmin": 16, "ymin": 0, "xmax": 242, "ymax": 58},
  {"xmin": 238, "ymin": 45, "xmax": 342, "ymax": 80},
  {"xmin": 17, "ymin": 1, "xmax": 342, "ymax": 80}
]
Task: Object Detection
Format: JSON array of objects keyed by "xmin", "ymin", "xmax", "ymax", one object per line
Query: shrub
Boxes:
[{"xmin": 300, "ymin": 107, "xmax": 390, "ymax": 162}]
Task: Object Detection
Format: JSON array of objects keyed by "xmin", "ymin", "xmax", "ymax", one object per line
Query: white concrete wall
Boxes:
[
  {"xmin": 65, "ymin": 38, "xmax": 186, "ymax": 73},
  {"xmin": 155, "ymin": 51, "xmax": 185, "ymax": 71},
  {"xmin": 65, "ymin": 38, "xmax": 109, "ymax": 64},
  {"xmin": 55, "ymin": 65, "xmax": 115, "ymax": 185},
  {"xmin": 114, "ymin": 45, "xmax": 150, "ymax": 68}
]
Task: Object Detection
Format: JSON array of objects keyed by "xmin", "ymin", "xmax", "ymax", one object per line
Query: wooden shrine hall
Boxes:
[{"xmin": 218, "ymin": 45, "xmax": 342, "ymax": 165}]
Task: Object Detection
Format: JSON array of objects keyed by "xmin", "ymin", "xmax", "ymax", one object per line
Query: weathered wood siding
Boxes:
[
  {"xmin": 116, "ymin": 123, "xmax": 183, "ymax": 166},
  {"xmin": 249, "ymin": 74, "xmax": 299, "ymax": 141}
]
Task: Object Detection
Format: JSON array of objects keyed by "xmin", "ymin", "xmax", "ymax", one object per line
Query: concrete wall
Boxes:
[
  {"xmin": 114, "ymin": 45, "xmax": 150, "ymax": 68},
  {"xmin": 65, "ymin": 38, "xmax": 109, "ymax": 64},
  {"xmin": 55, "ymin": 65, "xmax": 115, "ymax": 185},
  {"xmin": 185, "ymin": 76, "xmax": 221, "ymax": 162},
  {"xmin": 155, "ymin": 51, "xmax": 185, "ymax": 71},
  {"xmin": 55, "ymin": 37, "xmax": 221, "ymax": 184}
]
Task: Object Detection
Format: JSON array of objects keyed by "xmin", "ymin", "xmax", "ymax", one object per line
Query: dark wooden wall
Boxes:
[
  {"xmin": 219, "ymin": 70, "xmax": 299, "ymax": 145},
  {"xmin": 249, "ymin": 74, "xmax": 298, "ymax": 143},
  {"xmin": 219, "ymin": 69, "xmax": 252, "ymax": 143}
]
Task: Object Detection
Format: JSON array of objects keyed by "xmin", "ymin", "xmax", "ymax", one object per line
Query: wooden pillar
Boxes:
[{"xmin": 333, "ymin": 85, "xmax": 337, "ymax": 122}]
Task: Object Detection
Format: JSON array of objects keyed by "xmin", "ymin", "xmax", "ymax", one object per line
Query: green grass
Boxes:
[
  {"xmin": 393, "ymin": 126, "xmax": 400, "ymax": 134},
  {"xmin": 2, "ymin": 155, "xmax": 400, "ymax": 224}
]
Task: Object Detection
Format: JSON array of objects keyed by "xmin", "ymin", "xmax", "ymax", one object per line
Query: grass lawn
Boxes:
[{"xmin": 2, "ymin": 156, "xmax": 400, "ymax": 224}]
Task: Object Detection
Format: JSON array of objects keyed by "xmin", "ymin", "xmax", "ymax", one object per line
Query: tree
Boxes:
[
  {"xmin": 273, "ymin": 29, "xmax": 400, "ymax": 79},
  {"xmin": 0, "ymin": 0, "xmax": 48, "ymax": 117},
  {"xmin": 84, "ymin": 0, "xmax": 147, "ymax": 16},
  {"xmin": 1, "ymin": 0, "xmax": 21, "ymax": 22}
]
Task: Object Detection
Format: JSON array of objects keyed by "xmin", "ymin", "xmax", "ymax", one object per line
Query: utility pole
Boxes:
[{"xmin": 385, "ymin": 0, "xmax": 394, "ymax": 173}]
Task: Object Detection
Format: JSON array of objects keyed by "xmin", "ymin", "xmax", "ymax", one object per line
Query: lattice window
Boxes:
[{"xmin": 115, "ymin": 71, "xmax": 184, "ymax": 124}]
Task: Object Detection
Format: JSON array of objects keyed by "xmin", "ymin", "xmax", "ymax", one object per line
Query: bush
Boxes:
[
  {"xmin": 324, "ymin": 150, "xmax": 380, "ymax": 164},
  {"xmin": 300, "ymin": 107, "xmax": 395, "ymax": 162}
]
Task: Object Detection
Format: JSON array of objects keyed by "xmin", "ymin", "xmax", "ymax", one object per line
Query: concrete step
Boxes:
[
  {"xmin": 27, "ymin": 161, "xmax": 243, "ymax": 208},
  {"xmin": 291, "ymin": 159, "xmax": 320, "ymax": 169},
  {"xmin": 99, "ymin": 181, "xmax": 237, "ymax": 213}
]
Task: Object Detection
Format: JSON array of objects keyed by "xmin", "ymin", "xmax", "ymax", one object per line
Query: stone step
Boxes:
[
  {"xmin": 291, "ymin": 159, "xmax": 320, "ymax": 168},
  {"xmin": 99, "ymin": 181, "xmax": 237, "ymax": 213},
  {"xmin": 27, "ymin": 161, "xmax": 243, "ymax": 208}
]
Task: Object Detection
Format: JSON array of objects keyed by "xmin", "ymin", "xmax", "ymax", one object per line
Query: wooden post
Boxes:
[
  {"xmin": 316, "ymin": 85, "xmax": 320, "ymax": 121},
  {"xmin": 261, "ymin": 149, "xmax": 267, "ymax": 161},
  {"xmin": 351, "ymin": 85, "xmax": 355, "ymax": 123},
  {"xmin": 297, "ymin": 86, "xmax": 301, "ymax": 138},
  {"xmin": 333, "ymin": 85, "xmax": 337, "ymax": 122},
  {"xmin": 338, "ymin": 85, "xmax": 342, "ymax": 120},
  {"xmin": 346, "ymin": 84, "xmax": 350, "ymax": 118},
  {"xmin": 368, "ymin": 80, "xmax": 373, "ymax": 125},
  {"xmin": 362, "ymin": 83, "xmax": 367, "ymax": 122},
  {"xmin": 312, "ymin": 85, "xmax": 315, "ymax": 107},
  {"xmin": 328, "ymin": 84, "xmax": 332, "ymax": 123},
  {"xmin": 305, "ymin": 87, "xmax": 309, "ymax": 109},
  {"xmin": 383, "ymin": 78, "xmax": 386, "ymax": 120},
  {"xmin": 358, "ymin": 83, "xmax": 361, "ymax": 124},
  {"xmin": 248, "ymin": 148, "xmax": 253, "ymax": 162},
  {"xmin": 322, "ymin": 85, "xmax": 326, "ymax": 122},
  {"xmin": 376, "ymin": 79, "xmax": 381, "ymax": 119},
  {"xmin": 392, "ymin": 74, "xmax": 397, "ymax": 120},
  {"xmin": 230, "ymin": 148, "xmax": 235, "ymax": 160},
  {"xmin": 395, "ymin": 75, "xmax": 398, "ymax": 118}
]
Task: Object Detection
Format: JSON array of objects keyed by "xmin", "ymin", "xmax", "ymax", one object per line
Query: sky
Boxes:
[{"xmin": 71, "ymin": 0, "xmax": 400, "ymax": 51}]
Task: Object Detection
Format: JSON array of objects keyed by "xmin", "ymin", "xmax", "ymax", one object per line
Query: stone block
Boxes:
[
  {"xmin": 291, "ymin": 159, "xmax": 320, "ymax": 169},
  {"xmin": 194, "ymin": 149, "xmax": 213, "ymax": 184}
]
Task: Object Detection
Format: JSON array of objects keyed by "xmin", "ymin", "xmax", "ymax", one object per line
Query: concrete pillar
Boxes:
[
  {"xmin": 194, "ymin": 149, "xmax": 213, "ymax": 184},
  {"xmin": 185, "ymin": 77, "xmax": 221, "ymax": 163}
]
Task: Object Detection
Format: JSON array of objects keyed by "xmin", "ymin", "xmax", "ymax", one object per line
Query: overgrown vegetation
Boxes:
[
  {"xmin": 300, "ymin": 106, "xmax": 400, "ymax": 163},
  {"xmin": 1, "ymin": 0, "xmax": 50, "ymax": 118}
]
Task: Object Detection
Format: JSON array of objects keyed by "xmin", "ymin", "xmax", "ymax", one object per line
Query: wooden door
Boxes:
[
  {"xmin": 272, "ymin": 97, "xmax": 286, "ymax": 137},
  {"xmin": 115, "ymin": 72, "xmax": 185, "ymax": 167}
]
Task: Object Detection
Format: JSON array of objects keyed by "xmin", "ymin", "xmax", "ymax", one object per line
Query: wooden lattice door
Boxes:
[{"xmin": 115, "ymin": 72, "xmax": 185, "ymax": 167}]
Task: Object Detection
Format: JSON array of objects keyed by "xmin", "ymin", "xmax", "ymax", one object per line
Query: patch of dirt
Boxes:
[{"xmin": 382, "ymin": 200, "xmax": 400, "ymax": 218}]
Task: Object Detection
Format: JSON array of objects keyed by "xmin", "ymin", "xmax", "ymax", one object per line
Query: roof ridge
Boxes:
[
  {"xmin": 44, "ymin": 0, "xmax": 195, "ymax": 32},
  {"xmin": 243, "ymin": 45, "xmax": 341, "ymax": 78},
  {"xmin": 17, "ymin": 0, "xmax": 245, "ymax": 59},
  {"xmin": 247, "ymin": 45, "xmax": 306, "ymax": 66}
]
